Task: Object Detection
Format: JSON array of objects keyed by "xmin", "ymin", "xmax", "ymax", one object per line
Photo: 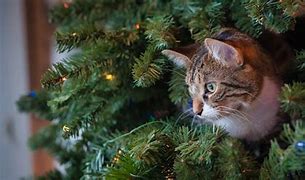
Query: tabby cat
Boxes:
[{"xmin": 162, "ymin": 28, "xmax": 294, "ymax": 141}]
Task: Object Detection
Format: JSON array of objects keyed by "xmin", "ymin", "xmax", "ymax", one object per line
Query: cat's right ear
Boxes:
[{"xmin": 162, "ymin": 43, "xmax": 200, "ymax": 68}]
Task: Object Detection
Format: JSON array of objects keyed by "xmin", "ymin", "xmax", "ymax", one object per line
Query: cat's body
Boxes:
[{"xmin": 163, "ymin": 28, "xmax": 294, "ymax": 141}]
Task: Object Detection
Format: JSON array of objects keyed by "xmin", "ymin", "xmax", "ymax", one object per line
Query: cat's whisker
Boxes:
[
  {"xmin": 181, "ymin": 108, "xmax": 194, "ymax": 119},
  {"xmin": 220, "ymin": 109, "xmax": 260, "ymax": 134},
  {"xmin": 215, "ymin": 107, "xmax": 251, "ymax": 124},
  {"xmin": 216, "ymin": 110, "xmax": 250, "ymax": 126},
  {"xmin": 221, "ymin": 103, "xmax": 255, "ymax": 120},
  {"xmin": 175, "ymin": 108, "xmax": 193, "ymax": 125},
  {"xmin": 216, "ymin": 106, "xmax": 250, "ymax": 121},
  {"xmin": 191, "ymin": 115, "xmax": 197, "ymax": 128},
  {"xmin": 215, "ymin": 107, "xmax": 263, "ymax": 135},
  {"xmin": 215, "ymin": 109, "xmax": 241, "ymax": 120},
  {"xmin": 224, "ymin": 111, "xmax": 250, "ymax": 124}
]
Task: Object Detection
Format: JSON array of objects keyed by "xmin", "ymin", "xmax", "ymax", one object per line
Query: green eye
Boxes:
[{"xmin": 206, "ymin": 82, "xmax": 217, "ymax": 93}]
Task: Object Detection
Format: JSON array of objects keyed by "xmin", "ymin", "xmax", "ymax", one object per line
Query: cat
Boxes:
[{"xmin": 162, "ymin": 28, "xmax": 294, "ymax": 141}]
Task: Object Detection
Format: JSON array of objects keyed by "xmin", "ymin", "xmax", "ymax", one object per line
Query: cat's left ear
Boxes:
[
  {"xmin": 204, "ymin": 38, "xmax": 243, "ymax": 67},
  {"xmin": 162, "ymin": 43, "xmax": 200, "ymax": 68}
]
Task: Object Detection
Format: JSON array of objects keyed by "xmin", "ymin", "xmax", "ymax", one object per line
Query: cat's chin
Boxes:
[{"xmin": 194, "ymin": 115, "xmax": 221, "ymax": 124}]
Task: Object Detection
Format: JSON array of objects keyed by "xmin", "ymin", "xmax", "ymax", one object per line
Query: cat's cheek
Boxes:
[
  {"xmin": 239, "ymin": 101, "xmax": 250, "ymax": 110},
  {"xmin": 234, "ymin": 102, "xmax": 244, "ymax": 111}
]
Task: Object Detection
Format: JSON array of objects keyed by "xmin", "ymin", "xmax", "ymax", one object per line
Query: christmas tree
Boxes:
[{"xmin": 17, "ymin": 0, "xmax": 305, "ymax": 179}]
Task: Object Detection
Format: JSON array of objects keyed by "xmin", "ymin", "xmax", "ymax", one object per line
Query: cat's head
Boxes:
[{"xmin": 162, "ymin": 29, "xmax": 276, "ymax": 123}]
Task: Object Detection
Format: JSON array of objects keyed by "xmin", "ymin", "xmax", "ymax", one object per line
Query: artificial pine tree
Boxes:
[{"xmin": 17, "ymin": 0, "xmax": 305, "ymax": 179}]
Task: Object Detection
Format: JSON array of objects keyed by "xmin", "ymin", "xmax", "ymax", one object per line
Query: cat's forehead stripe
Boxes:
[{"xmin": 189, "ymin": 48, "xmax": 207, "ymax": 83}]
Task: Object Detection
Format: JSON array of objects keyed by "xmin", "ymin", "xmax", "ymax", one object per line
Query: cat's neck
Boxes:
[{"xmin": 245, "ymin": 76, "xmax": 281, "ymax": 140}]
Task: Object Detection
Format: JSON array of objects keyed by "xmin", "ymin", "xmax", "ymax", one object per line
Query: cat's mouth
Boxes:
[{"xmin": 195, "ymin": 114, "xmax": 222, "ymax": 123}]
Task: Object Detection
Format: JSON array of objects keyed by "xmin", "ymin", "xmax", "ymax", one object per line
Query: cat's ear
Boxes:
[
  {"xmin": 204, "ymin": 38, "xmax": 243, "ymax": 67},
  {"xmin": 162, "ymin": 43, "xmax": 200, "ymax": 68},
  {"xmin": 161, "ymin": 50, "xmax": 191, "ymax": 67}
]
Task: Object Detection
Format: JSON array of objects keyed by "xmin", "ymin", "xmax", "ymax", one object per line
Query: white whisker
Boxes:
[
  {"xmin": 216, "ymin": 106, "xmax": 250, "ymax": 123},
  {"xmin": 191, "ymin": 115, "xmax": 196, "ymax": 127},
  {"xmin": 216, "ymin": 109, "xmax": 249, "ymax": 124},
  {"xmin": 175, "ymin": 108, "xmax": 193, "ymax": 125}
]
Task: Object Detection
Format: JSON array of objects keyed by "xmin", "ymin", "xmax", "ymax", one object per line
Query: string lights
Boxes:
[
  {"xmin": 105, "ymin": 73, "xmax": 114, "ymax": 81},
  {"xmin": 62, "ymin": 0, "xmax": 73, "ymax": 9},
  {"xmin": 63, "ymin": 125, "xmax": 71, "ymax": 132},
  {"xmin": 135, "ymin": 23, "xmax": 140, "ymax": 30}
]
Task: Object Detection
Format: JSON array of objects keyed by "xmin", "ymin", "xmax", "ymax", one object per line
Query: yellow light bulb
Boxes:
[
  {"xmin": 63, "ymin": 125, "xmax": 70, "ymax": 132},
  {"xmin": 135, "ymin": 23, "xmax": 140, "ymax": 30},
  {"xmin": 105, "ymin": 74, "xmax": 114, "ymax": 81}
]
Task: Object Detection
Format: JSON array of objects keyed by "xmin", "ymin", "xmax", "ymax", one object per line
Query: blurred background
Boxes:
[{"xmin": 0, "ymin": 0, "xmax": 67, "ymax": 179}]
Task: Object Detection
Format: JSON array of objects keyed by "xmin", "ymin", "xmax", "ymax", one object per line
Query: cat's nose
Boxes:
[
  {"xmin": 193, "ymin": 99, "xmax": 203, "ymax": 115},
  {"xmin": 195, "ymin": 109, "xmax": 203, "ymax": 116}
]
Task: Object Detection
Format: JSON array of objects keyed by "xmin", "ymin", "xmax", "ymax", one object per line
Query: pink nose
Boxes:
[
  {"xmin": 195, "ymin": 109, "xmax": 203, "ymax": 115},
  {"xmin": 193, "ymin": 99, "xmax": 203, "ymax": 115}
]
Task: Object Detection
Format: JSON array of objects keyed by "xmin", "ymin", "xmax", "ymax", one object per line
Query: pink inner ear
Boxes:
[
  {"xmin": 204, "ymin": 38, "xmax": 243, "ymax": 66},
  {"xmin": 222, "ymin": 47, "xmax": 236, "ymax": 60}
]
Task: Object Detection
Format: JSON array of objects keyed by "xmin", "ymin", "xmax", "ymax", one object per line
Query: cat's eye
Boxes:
[{"xmin": 205, "ymin": 82, "xmax": 217, "ymax": 93}]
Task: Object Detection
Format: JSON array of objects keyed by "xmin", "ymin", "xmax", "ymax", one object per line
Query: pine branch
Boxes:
[
  {"xmin": 102, "ymin": 122, "xmax": 175, "ymax": 179},
  {"xmin": 281, "ymin": 121, "xmax": 305, "ymax": 144},
  {"xmin": 28, "ymin": 125, "xmax": 60, "ymax": 151},
  {"xmin": 175, "ymin": 125, "xmax": 224, "ymax": 165},
  {"xmin": 41, "ymin": 55, "xmax": 98, "ymax": 89},
  {"xmin": 45, "ymin": 72, "xmax": 123, "ymax": 137},
  {"xmin": 231, "ymin": 0, "xmax": 264, "ymax": 37},
  {"xmin": 260, "ymin": 121, "xmax": 305, "ymax": 179},
  {"xmin": 104, "ymin": 152, "xmax": 153, "ymax": 179},
  {"xmin": 37, "ymin": 170, "xmax": 63, "ymax": 180},
  {"xmin": 245, "ymin": 0, "xmax": 295, "ymax": 33},
  {"xmin": 171, "ymin": 0, "xmax": 204, "ymax": 27},
  {"xmin": 132, "ymin": 46, "xmax": 166, "ymax": 87},
  {"xmin": 173, "ymin": 159, "xmax": 207, "ymax": 180},
  {"xmin": 188, "ymin": 1, "xmax": 224, "ymax": 42},
  {"xmin": 103, "ymin": 121, "xmax": 167, "ymax": 147},
  {"xmin": 169, "ymin": 67, "xmax": 189, "ymax": 106},
  {"xmin": 279, "ymin": 0, "xmax": 300, "ymax": 17},
  {"xmin": 50, "ymin": 0, "xmax": 100, "ymax": 25},
  {"xmin": 280, "ymin": 83, "xmax": 305, "ymax": 119},
  {"xmin": 16, "ymin": 90, "xmax": 54, "ymax": 120},
  {"xmin": 56, "ymin": 27, "xmax": 139, "ymax": 53},
  {"xmin": 217, "ymin": 138, "xmax": 258, "ymax": 179},
  {"xmin": 297, "ymin": 50, "xmax": 305, "ymax": 70},
  {"xmin": 130, "ymin": 132, "xmax": 175, "ymax": 167},
  {"xmin": 50, "ymin": 0, "xmax": 138, "ymax": 27},
  {"xmin": 41, "ymin": 41, "xmax": 123, "ymax": 89},
  {"xmin": 145, "ymin": 15, "xmax": 176, "ymax": 50}
]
